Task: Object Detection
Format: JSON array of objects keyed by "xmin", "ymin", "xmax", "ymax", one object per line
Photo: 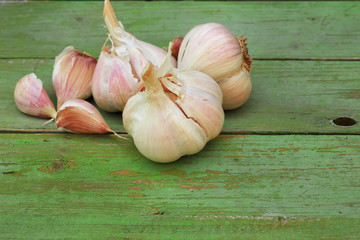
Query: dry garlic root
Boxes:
[
  {"xmin": 92, "ymin": 0, "xmax": 176, "ymax": 112},
  {"xmin": 178, "ymin": 23, "xmax": 253, "ymax": 110},
  {"xmin": 14, "ymin": 73, "xmax": 57, "ymax": 119},
  {"xmin": 123, "ymin": 43, "xmax": 224, "ymax": 163},
  {"xmin": 53, "ymin": 46, "xmax": 97, "ymax": 109}
]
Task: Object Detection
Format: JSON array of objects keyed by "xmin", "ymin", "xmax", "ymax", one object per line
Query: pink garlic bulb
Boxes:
[{"xmin": 178, "ymin": 23, "xmax": 253, "ymax": 110}]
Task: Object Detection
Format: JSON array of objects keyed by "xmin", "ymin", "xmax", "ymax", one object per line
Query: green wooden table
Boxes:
[{"xmin": 1, "ymin": 1, "xmax": 360, "ymax": 239}]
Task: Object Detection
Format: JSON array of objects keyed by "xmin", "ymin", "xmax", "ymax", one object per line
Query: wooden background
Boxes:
[{"xmin": 0, "ymin": 1, "xmax": 359, "ymax": 239}]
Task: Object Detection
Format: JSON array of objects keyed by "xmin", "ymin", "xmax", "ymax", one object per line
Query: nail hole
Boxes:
[{"xmin": 332, "ymin": 117, "xmax": 357, "ymax": 127}]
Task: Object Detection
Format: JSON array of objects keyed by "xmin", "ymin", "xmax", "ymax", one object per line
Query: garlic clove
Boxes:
[
  {"xmin": 219, "ymin": 69, "xmax": 252, "ymax": 110},
  {"xmin": 14, "ymin": 73, "xmax": 57, "ymax": 119},
  {"xmin": 53, "ymin": 46, "xmax": 97, "ymax": 109},
  {"xmin": 92, "ymin": 40, "xmax": 140, "ymax": 112},
  {"xmin": 178, "ymin": 23, "xmax": 253, "ymax": 110},
  {"xmin": 123, "ymin": 42, "xmax": 224, "ymax": 163},
  {"xmin": 103, "ymin": 0, "xmax": 176, "ymax": 77},
  {"xmin": 56, "ymin": 99, "xmax": 113, "ymax": 134}
]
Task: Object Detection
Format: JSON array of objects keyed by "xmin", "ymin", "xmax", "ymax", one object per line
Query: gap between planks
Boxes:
[{"xmin": 1, "ymin": 129, "xmax": 359, "ymax": 136}]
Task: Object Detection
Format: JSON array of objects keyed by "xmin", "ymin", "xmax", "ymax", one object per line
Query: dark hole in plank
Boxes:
[{"xmin": 332, "ymin": 117, "xmax": 357, "ymax": 127}]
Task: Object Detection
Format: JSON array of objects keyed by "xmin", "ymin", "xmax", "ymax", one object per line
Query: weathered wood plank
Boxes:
[
  {"xmin": 0, "ymin": 1, "xmax": 359, "ymax": 59},
  {"xmin": 0, "ymin": 134, "xmax": 359, "ymax": 239},
  {"xmin": 1, "ymin": 59, "xmax": 359, "ymax": 133}
]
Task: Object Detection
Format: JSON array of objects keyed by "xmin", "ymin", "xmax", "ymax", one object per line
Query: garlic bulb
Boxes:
[
  {"xmin": 123, "ymin": 43, "xmax": 224, "ymax": 163},
  {"xmin": 101, "ymin": 0, "xmax": 176, "ymax": 84},
  {"xmin": 53, "ymin": 46, "xmax": 97, "ymax": 109},
  {"xmin": 91, "ymin": 37, "xmax": 139, "ymax": 112},
  {"xmin": 56, "ymin": 99, "xmax": 116, "ymax": 135},
  {"xmin": 178, "ymin": 23, "xmax": 252, "ymax": 110},
  {"xmin": 14, "ymin": 73, "xmax": 56, "ymax": 119}
]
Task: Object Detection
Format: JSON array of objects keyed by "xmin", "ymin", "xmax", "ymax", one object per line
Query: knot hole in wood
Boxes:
[{"xmin": 332, "ymin": 117, "xmax": 357, "ymax": 127}]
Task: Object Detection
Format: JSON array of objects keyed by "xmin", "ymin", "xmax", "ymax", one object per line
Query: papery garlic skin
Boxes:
[
  {"xmin": 92, "ymin": 44, "xmax": 139, "ymax": 112},
  {"xmin": 170, "ymin": 37, "xmax": 183, "ymax": 60},
  {"xmin": 14, "ymin": 73, "xmax": 56, "ymax": 119},
  {"xmin": 178, "ymin": 23, "xmax": 252, "ymax": 110},
  {"xmin": 103, "ymin": 0, "xmax": 176, "ymax": 79},
  {"xmin": 123, "ymin": 43, "xmax": 224, "ymax": 163},
  {"xmin": 53, "ymin": 46, "xmax": 97, "ymax": 109},
  {"xmin": 56, "ymin": 99, "xmax": 112, "ymax": 134}
]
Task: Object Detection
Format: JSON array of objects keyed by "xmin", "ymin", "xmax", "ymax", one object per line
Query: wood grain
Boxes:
[
  {"xmin": 1, "ymin": 1, "xmax": 360, "ymax": 238},
  {"xmin": 1, "ymin": 59, "xmax": 360, "ymax": 133},
  {"xmin": 1, "ymin": 134, "xmax": 359, "ymax": 239},
  {"xmin": 0, "ymin": 1, "xmax": 359, "ymax": 59}
]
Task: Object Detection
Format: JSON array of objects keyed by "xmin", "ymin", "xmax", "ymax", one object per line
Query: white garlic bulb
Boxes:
[
  {"xmin": 93, "ymin": 0, "xmax": 176, "ymax": 112},
  {"xmin": 123, "ymin": 43, "xmax": 224, "ymax": 163},
  {"xmin": 178, "ymin": 23, "xmax": 252, "ymax": 110}
]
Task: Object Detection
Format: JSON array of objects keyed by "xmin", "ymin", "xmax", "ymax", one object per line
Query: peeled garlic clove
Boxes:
[
  {"xmin": 53, "ymin": 46, "xmax": 97, "ymax": 109},
  {"xmin": 92, "ymin": 39, "xmax": 140, "ymax": 112},
  {"xmin": 123, "ymin": 43, "xmax": 224, "ymax": 163},
  {"xmin": 56, "ymin": 99, "xmax": 113, "ymax": 134},
  {"xmin": 14, "ymin": 73, "xmax": 56, "ymax": 119},
  {"xmin": 178, "ymin": 23, "xmax": 252, "ymax": 110},
  {"xmin": 103, "ymin": 0, "xmax": 176, "ymax": 79}
]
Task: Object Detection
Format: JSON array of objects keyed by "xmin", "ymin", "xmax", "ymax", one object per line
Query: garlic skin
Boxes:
[
  {"xmin": 123, "ymin": 43, "xmax": 224, "ymax": 163},
  {"xmin": 56, "ymin": 99, "xmax": 112, "ymax": 134},
  {"xmin": 178, "ymin": 23, "xmax": 252, "ymax": 110},
  {"xmin": 92, "ymin": 40, "xmax": 139, "ymax": 112},
  {"xmin": 14, "ymin": 73, "xmax": 56, "ymax": 119},
  {"xmin": 170, "ymin": 37, "xmax": 183, "ymax": 60},
  {"xmin": 103, "ymin": 0, "xmax": 176, "ymax": 80},
  {"xmin": 53, "ymin": 46, "xmax": 97, "ymax": 109}
]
